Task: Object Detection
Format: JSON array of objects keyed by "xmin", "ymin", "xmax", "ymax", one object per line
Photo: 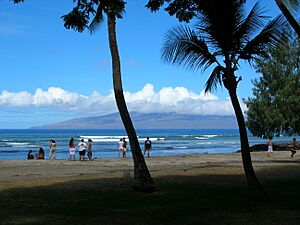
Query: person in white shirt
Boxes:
[
  {"xmin": 267, "ymin": 138, "xmax": 273, "ymax": 157},
  {"xmin": 118, "ymin": 138, "xmax": 123, "ymax": 158},
  {"xmin": 78, "ymin": 139, "xmax": 87, "ymax": 161}
]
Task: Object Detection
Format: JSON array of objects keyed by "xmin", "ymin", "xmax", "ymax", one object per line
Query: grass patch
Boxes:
[{"xmin": 0, "ymin": 167, "xmax": 300, "ymax": 225}]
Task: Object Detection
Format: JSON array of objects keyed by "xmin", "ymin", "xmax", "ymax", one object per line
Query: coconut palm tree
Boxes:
[
  {"xmin": 275, "ymin": 0, "xmax": 300, "ymax": 37},
  {"xmin": 62, "ymin": 0, "xmax": 154, "ymax": 192},
  {"xmin": 161, "ymin": 0, "xmax": 285, "ymax": 200}
]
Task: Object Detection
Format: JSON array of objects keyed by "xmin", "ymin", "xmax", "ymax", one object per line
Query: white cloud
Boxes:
[{"xmin": 0, "ymin": 84, "xmax": 245, "ymax": 116}]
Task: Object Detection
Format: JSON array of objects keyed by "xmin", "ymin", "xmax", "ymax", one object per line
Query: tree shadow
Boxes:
[{"xmin": 0, "ymin": 167, "xmax": 299, "ymax": 225}]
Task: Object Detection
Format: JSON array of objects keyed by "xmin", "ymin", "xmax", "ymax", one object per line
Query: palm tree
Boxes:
[
  {"xmin": 62, "ymin": 0, "xmax": 154, "ymax": 192},
  {"xmin": 161, "ymin": 0, "xmax": 285, "ymax": 200},
  {"xmin": 275, "ymin": 0, "xmax": 300, "ymax": 37}
]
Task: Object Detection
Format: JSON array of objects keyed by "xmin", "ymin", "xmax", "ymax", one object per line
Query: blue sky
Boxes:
[{"xmin": 0, "ymin": 0, "xmax": 282, "ymax": 128}]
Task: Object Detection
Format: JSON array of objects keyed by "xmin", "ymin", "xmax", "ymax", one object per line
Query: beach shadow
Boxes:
[
  {"xmin": 260, "ymin": 159, "xmax": 300, "ymax": 164},
  {"xmin": 0, "ymin": 166, "xmax": 300, "ymax": 225}
]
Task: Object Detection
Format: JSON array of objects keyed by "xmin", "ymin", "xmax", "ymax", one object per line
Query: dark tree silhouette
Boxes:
[
  {"xmin": 62, "ymin": 0, "xmax": 154, "ymax": 192},
  {"xmin": 158, "ymin": 0, "xmax": 285, "ymax": 201},
  {"xmin": 11, "ymin": 0, "xmax": 24, "ymax": 3},
  {"xmin": 275, "ymin": 0, "xmax": 300, "ymax": 38}
]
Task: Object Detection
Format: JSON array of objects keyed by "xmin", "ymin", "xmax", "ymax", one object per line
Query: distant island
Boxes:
[{"xmin": 31, "ymin": 112, "xmax": 238, "ymax": 129}]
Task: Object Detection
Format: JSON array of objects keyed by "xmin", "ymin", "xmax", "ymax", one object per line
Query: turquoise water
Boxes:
[{"xmin": 0, "ymin": 129, "xmax": 295, "ymax": 160}]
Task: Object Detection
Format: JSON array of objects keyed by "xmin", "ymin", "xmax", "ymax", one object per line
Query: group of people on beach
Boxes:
[
  {"xmin": 267, "ymin": 137, "xmax": 298, "ymax": 158},
  {"xmin": 117, "ymin": 136, "xmax": 152, "ymax": 158},
  {"xmin": 27, "ymin": 148, "xmax": 45, "ymax": 160},
  {"xmin": 69, "ymin": 138, "xmax": 93, "ymax": 161},
  {"xmin": 27, "ymin": 136, "xmax": 153, "ymax": 160},
  {"xmin": 27, "ymin": 138, "xmax": 93, "ymax": 161}
]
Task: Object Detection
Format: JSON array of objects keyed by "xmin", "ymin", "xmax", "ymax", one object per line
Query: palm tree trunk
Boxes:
[
  {"xmin": 228, "ymin": 88, "xmax": 268, "ymax": 201},
  {"xmin": 275, "ymin": 0, "xmax": 300, "ymax": 38},
  {"xmin": 107, "ymin": 14, "xmax": 155, "ymax": 192}
]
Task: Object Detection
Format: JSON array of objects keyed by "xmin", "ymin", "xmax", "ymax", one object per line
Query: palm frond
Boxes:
[
  {"xmin": 162, "ymin": 25, "xmax": 218, "ymax": 72},
  {"xmin": 89, "ymin": 4, "xmax": 104, "ymax": 34},
  {"xmin": 239, "ymin": 15, "xmax": 287, "ymax": 61},
  {"xmin": 11, "ymin": 0, "xmax": 24, "ymax": 3},
  {"xmin": 233, "ymin": 2, "xmax": 268, "ymax": 53},
  {"xmin": 282, "ymin": 0, "xmax": 300, "ymax": 12},
  {"xmin": 88, "ymin": 0, "xmax": 126, "ymax": 34},
  {"xmin": 62, "ymin": 6, "xmax": 89, "ymax": 33},
  {"xmin": 204, "ymin": 65, "xmax": 225, "ymax": 93},
  {"xmin": 102, "ymin": 0, "xmax": 126, "ymax": 18},
  {"xmin": 195, "ymin": 0, "xmax": 246, "ymax": 55}
]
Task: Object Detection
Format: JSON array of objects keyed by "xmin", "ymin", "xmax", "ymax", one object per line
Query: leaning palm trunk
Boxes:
[
  {"xmin": 275, "ymin": 0, "xmax": 300, "ymax": 37},
  {"xmin": 107, "ymin": 14, "xmax": 155, "ymax": 192},
  {"xmin": 227, "ymin": 82, "xmax": 267, "ymax": 201}
]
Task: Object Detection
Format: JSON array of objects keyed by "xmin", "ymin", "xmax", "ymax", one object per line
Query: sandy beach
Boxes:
[
  {"xmin": 1, "ymin": 151, "xmax": 299, "ymax": 191},
  {"xmin": 1, "ymin": 151, "xmax": 300, "ymax": 225}
]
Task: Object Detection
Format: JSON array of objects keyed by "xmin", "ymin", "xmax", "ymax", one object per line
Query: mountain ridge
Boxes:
[{"xmin": 31, "ymin": 112, "xmax": 238, "ymax": 129}]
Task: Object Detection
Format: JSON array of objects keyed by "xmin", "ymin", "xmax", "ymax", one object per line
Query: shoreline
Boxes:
[{"xmin": 1, "ymin": 151, "xmax": 299, "ymax": 191}]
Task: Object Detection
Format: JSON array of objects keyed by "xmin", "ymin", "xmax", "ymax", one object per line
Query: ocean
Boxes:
[{"xmin": 0, "ymin": 129, "xmax": 296, "ymax": 160}]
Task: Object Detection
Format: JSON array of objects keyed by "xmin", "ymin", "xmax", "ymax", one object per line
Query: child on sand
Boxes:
[
  {"xmin": 69, "ymin": 138, "xmax": 75, "ymax": 160},
  {"xmin": 267, "ymin": 138, "xmax": 273, "ymax": 157}
]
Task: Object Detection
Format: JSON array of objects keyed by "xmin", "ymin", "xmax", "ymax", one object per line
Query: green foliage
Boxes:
[
  {"xmin": 146, "ymin": 0, "xmax": 200, "ymax": 22},
  {"xmin": 146, "ymin": 0, "xmax": 246, "ymax": 23},
  {"xmin": 245, "ymin": 34, "xmax": 300, "ymax": 138},
  {"xmin": 160, "ymin": 0, "xmax": 286, "ymax": 93},
  {"xmin": 62, "ymin": 0, "xmax": 126, "ymax": 33}
]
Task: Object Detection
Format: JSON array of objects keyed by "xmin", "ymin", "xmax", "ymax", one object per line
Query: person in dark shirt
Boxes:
[
  {"xmin": 27, "ymin": 150, "xmax": 34, "ymax": 160},
  {"xmin": 144, "ymin": 137, "xmax": 152, "ymax": 157},
  {"xmin": 290, "ymin": 138, "xmax": 298, "ymax": 158},
  {"xmin": 122, "ymin": 137, "xmax": 127, "ymax": 158}
]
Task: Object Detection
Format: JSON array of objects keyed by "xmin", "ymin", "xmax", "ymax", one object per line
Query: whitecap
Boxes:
[
  {"xmin": 80, "ymin": 135, "xmax": 125, "ymax": 139},
  {"xmin": 195, "ymin": 137, "xmax": 209, "ymax": 140},
  {"xmin": 202, "ymin": 135, "xmax": 219, "ymax": 138}
]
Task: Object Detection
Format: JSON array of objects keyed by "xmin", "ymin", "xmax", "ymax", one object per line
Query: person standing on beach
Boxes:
[
  {"xmin": 69, "ymin": 138, "xmax": 76, "ymax": 160},
  {"xmin": 78, "ymin": 139, "xmax": 87, "ymax": 161},
  {"xmin": 122, "ymin": 137, "xmax": 127, "ymax": 158},
  {"xmin": 267, "ymin": 138, "xmax": 273, "ymax": 157},
  {"xmin": 87, "ymin": 139, "xmax": 93, "ymax": 160},
  {"xmin": 290, "ymin": 138, "xmax": 298, "ymax": 158},
  {"xmin": 49, "ymin": 139, "xmax": 56, "ymax": 160},
  {"xmin": 118, "ymin": 138, "xmax": 123, "ymax": 158},
  {"xmin": 144, "ymin": 137, "xmax": 152, "ymax": 158}
]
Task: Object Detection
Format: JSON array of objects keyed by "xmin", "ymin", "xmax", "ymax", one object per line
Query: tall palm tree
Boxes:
[
  {"xmin": 62, "ymin": 0, "xmax": 154, "ymax": 192},
  {"xmin": 275, "ymin": 0, "xmax": 300, "ymax": 37},
  {"xmin": 161, "ymin": 0, "xmax": 285, "ymax": 200}
]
